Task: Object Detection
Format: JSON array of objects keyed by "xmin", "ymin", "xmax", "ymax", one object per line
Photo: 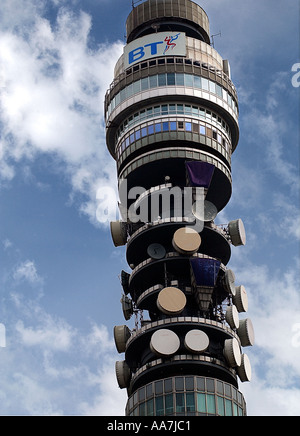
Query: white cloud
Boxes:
[
  {"xmin": 0, "ymin": 1, "xmax": 123, "ymax": 226},
  {"xmin": 13, "ymin": 260, "xmax": 44, "ymax": 286}
]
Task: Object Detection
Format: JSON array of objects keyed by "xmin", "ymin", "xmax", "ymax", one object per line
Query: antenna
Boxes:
[
  {"xmin": 132, "ymin": 0, "xmax": 144, "ymax": 9},
  {"xmin": 211, "ymin": 31, "xmax": 221, "ymax": 48}
]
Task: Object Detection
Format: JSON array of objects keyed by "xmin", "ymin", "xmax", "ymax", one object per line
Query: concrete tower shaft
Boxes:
[{"xmin": 106, "ymin": 0, "xmax": 253, "ymax": 417}]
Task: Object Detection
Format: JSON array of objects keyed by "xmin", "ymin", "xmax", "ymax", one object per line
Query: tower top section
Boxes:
[{"xmin": 126, "ymin": 0, "xmax": 210, "ymax": 44}]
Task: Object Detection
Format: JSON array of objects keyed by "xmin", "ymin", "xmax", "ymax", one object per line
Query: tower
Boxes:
[{"xmin": 106, "ymin": 0, "xmax": 254, "ymax": 416}]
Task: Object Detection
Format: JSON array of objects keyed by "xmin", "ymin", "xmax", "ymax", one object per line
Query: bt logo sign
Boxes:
[{"xmin": 124, "ymin": 32, "xmax": 186, "ymax": 69}]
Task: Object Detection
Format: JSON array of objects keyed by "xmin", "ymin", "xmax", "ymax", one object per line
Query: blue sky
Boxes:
[{"xmin": 0, "ymin": 0, "xmax": 299, "ymax": 416}]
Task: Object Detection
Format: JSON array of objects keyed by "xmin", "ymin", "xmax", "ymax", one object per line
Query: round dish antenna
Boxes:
[
  {"xmin": 147, "ymin": 243, "xmax": 166, "ymax": 260},
  {"xmin": 184, "ymin": 329, "xmax": 209, "ymax": 353},
  {"xmin": 237, "ymin": 318, "xmax": 255, "ymax": 347},
  {"xmin": 225, "ymin": 305, "xmax": 240, "ymax": 330},
  {"xmin": 114, "ymin": 325, "xmax": 131, "ymax": 353},
  {"xmin": 224, "ymin": 338, "xmax": 242, "ymax": 368},
  {"xmin": 237, "ymin": 354, "xmax": 252, "ymax": 382},
  {"xmin": 172, "ymin": 227, "xmax": 201, "ymax": 255},
  {"xmin": 150, "ymin": 329, "xmax": 180, "ymax": 357},
  {"xmin": 192, "ymin": 200, "xmax": 218, "ymax": 222},
  {"xmin": 157, "ymin": 287, "xmax": 187, "ymax": 315},
  {"xmin": 228, "ymin": 219, "xmax": 246, "ymax": 246},
  {"xmin": 233, "ymin": 285, "xmax": 248, "ymax": 313}
]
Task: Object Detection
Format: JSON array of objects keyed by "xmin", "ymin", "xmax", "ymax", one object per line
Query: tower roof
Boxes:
[{"xmin": 126, "ymin": 0, "xmax": 210, "ymax": 44}]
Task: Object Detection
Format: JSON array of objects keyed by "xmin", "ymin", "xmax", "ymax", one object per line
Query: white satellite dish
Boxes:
[
  {"xmin": 192, "ymin": 200, "xmax": 218, "ymax": 222},
  {"xmin": 157, "ymin": 287, "xmax": 187, "ymax": 316},
  {"xmin": 228, "ymin": 219, "xmax": 246, "ymax": 246},
  {"xmin": 233, "ymin": 285, "xmax": 248, "ymax": 313},
  {"xmin": 114, "ymin": 325, "xmax": 131, "ymax": 353},
  {"xmin": 172, "ymin": 227, "xmax": 201, "ymax": 255},
  {"xmin": 223, "ymin": 269, "xmax": 236, "ymax": 295},
  {"xmin": 237, "ymin": 354, "xmax": 252, "ymax": 382},
  {"xmin": 237, "ymin": 318, "xmax": 255, "ymax": 347},
  {"xmin": 150, "ymin": 329, "xmax": 180, "ymax": 357},
  {"xmin": 115, "ymin": 360, "xmax": 131, "ymax": 389},
  {"xmin": 225, "ymin": 305, "xmax": 240, "ymax": 330},
  {"xmin": 224, "ymin": 338, "xmax": 242, "ymax": 368},
  {"xmin": 110, "ymin": 221, "xmax": 127, "ymax": 247},
  {"xmin": 147, "ymin": 243, "xmax": 166, "ymax": 260},
  {"xmin": 184, "ymin": 329, "xmax": 210, "ymax": 354}
]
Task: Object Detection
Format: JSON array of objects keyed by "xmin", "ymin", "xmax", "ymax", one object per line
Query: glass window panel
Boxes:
[
  {"xmin": 147, "ymin": 398, "xmax": 154, "ymax": 416},
  {"xmin": 192, "ymin": 106, "xmax": 199, "ymax": 116},
  {"xmin": 162, "ymin": 104, "xmax": 168, "ymax": 114},
  {"xmin": 154, "ymin": 105, "xmax": 160, "ymax": 114},
  {"xmin": 185, "ymin": 122, "xmax": 192, "ymax": 132},
  {"xmin": 148, "ymin": 124, "xmax": 154, "ymax": 135},
  {"xmin": 139, "ymin": 387, "xmax": 145, "ymax": 402},
  {"xmin": 167, "ymin": 73, "xmax": 176, "ymax": 85},
  {"xmin": 125, "ymin": 137, "xmax": 130, "ymax": 147},
  {"xmin": 184, "ymin": 104, "xmax": 192, "ymax": 114},
  {"xmin": 194, "ymin": 76, "xmax": 201, "ymax": 89},
  {"xmin": 185, "ymin": 74, "xmax": 194, "ymax": 87},
  {"xmin": 164, "ymin": 379, "xmax": 172, "ymax": 393},
  {"xmin": 197, "ymin": 377, "xmax": 205, "ymax": 392},
  {"xmin": 197, "ymin": 393, "xmax": 206, "ymax": 413},
  {"xmin": 233, "ymin": 403, "xmax": 238, "ymax": 416},
  {"xmin": 175, "ymin": 377, "xmax": 184, "ymax": 391},
  {"xmin": 135, "ymin": 129, "xmax": 141, "ymax": 140},
  {"xmin": 170, "ymin": 121, "xmax": 177, "ymax": 131},
  {"xmin": 146, "ymin": 383, "xmax": 153, "ymax": 398},
  {"xmin": 127, "ymin": 83, "xmax": 133, "ymax": 97},
  {"xmin": 206, "ymin": 379, "xmax": 214, "ymax": 392},
  {"xmin": 176, "ymin": 393, "xmax": 185, "ymax": 413},
  {"xmin": 147, "ymin": 107, "xmax": 153, "ymax": 117},
  {"xmin": 133, "ymin": 80, "xmax": 141, "ymax": 94},
  {"xmin": 130, "ymin": 133, "xmax": 135, "ymax": 144},
  {"xmin": 149, "ymin": 75, "xmax": 158, "ymax": 88},
  {"xmin": 186, "ymin": 377, "xmax": 194, "ymax": 390},
  {"xmin": 200, "ymin": 108, "xmax": 205, "ymax": 118},
  {"xmin": 155, "ymin": 381, "xmax": 163, "ymax": 395},
  {"xmin": 163, "ymin": 122, "xmax": 169, "ymax": 132},
  {"xmin": 141, "ymin": 77, "xmax": 149, "ymax": 91},
  {"xmin": 225, "ymin": 399, "xmax": 233, "ymax": 416},
  {"xmin": 186, "ymin": 393, "xmax": 195, "ymax": 412},
  {"xmin": 200, "ymin": 125, "xmax": 205, "ymax": 135},
  {"xmin": 207, "ymin": 394, "xmax": 216, "ymax": 414},
  {"xmin": 142, "ymin": 127, "xmax": 147, "ymax": 137},
  {"xmin": 238, "ymin": 406, "xmax": 243, "ymax": 416},
  {"xmin": 209, "ymin": 81, "xmax": 216, "ymax": 94},
  {"xmin": 158, "ymin": 74, "xmax": 166, "ymax": 86},
  {"xmin": 216, "ymin": 84, "xmax": 223, "ymax": 97},
  {"xmin": 177, "ymin": 104, "xmax": 184, "ymax": 114},
  {"xmin": 139, "ymin": 402, "xmax": 146, "ymax": 416},
  {"xmin": 155, "ymin": 123, "xmax": 162, "ymax": 133},
  {"xmin": 165, "ymin": 394, "xmax": 174, "ymax": 415},
  {"xmin": 217, "ymin": 381, "xmax": 223, "ymax": 395},
  {"xmin": 169, "ymin": 104, "xmax": 176, "ymax": 114},
  {"xmin": 217, "ymin": 396, "xmax": 225, "ymax": 416},
  {"xmin": 202, "ymin": 78, "xmax": 209, "ymax": 91},
  {"xmin": 217, "ymin": 134, "xmax": 222, "ymax": 143},
  {"xmin": 175, "ymin": 73, "xmax": 185, "ymax": 86},
  {"xmin": 192, "ymin": 123, "xmax": 199, "ymax": 133},
  {"xmin": 156, "ymin": 396, "xmax": 164, "ymax": 416}
]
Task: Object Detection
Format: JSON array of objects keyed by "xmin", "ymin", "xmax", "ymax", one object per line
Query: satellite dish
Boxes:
[
  {"xmin": 237, "ymin": 354, "xmax": 252, "ymax": 382},
  {"xmin": 110, "ymin": 221, "xmax": 127, "ymax": 247},
  {"xmin": 157, "ymin": 287, "xmax": 187, "ymax": 316},
  {"xmin": 228, "ymin": 219, "xmax": 246, "ymax": 246},
  {"xmin": 223, "ymin": 338, "xmax": 242, "ymax": 368},
  {"xmin": 225, "ymin": 305, "xmax": 240, "ymax": 330},
  {"xmin": 184, "ymin": 329, "xmax": 210, "ymax": 354},
  {"xmin": 114, "ymin": 325, "xmax": 131, "ymax": 353},
  {"xmin": 115, "ymin": 360, "xmax": 131, "ymax": 389},
  {"xmin": 121, "ymin": 295, "xmax": 133, "ymax": 320},
  {"xmin": 237, "ymin": 318, "xmax": 255, "ymax": 347},
  {"xmin": 121, "ymin": 270, "xmax": 130, "ymax": 295},
  {"xmin": 233, "ymin": 285, "xmax": 248, "ymax": 313},
  {"xmin": 147, "ymin": 243, "xmax": 166, "ymax": 260},
  {"xmin": 223, "ymin": 269, "xmax": 236, "ymax": 295},
  {"xmin": 172, "ymin": 227, "xmax": 201, "ymax": 255},
  {"xmin": 150, "ymin": 329, "xmax": 180, "ymax": 357},
  {"xmin": 192, "ymin": 200, "xmax": 218, "ymax": 222}
]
